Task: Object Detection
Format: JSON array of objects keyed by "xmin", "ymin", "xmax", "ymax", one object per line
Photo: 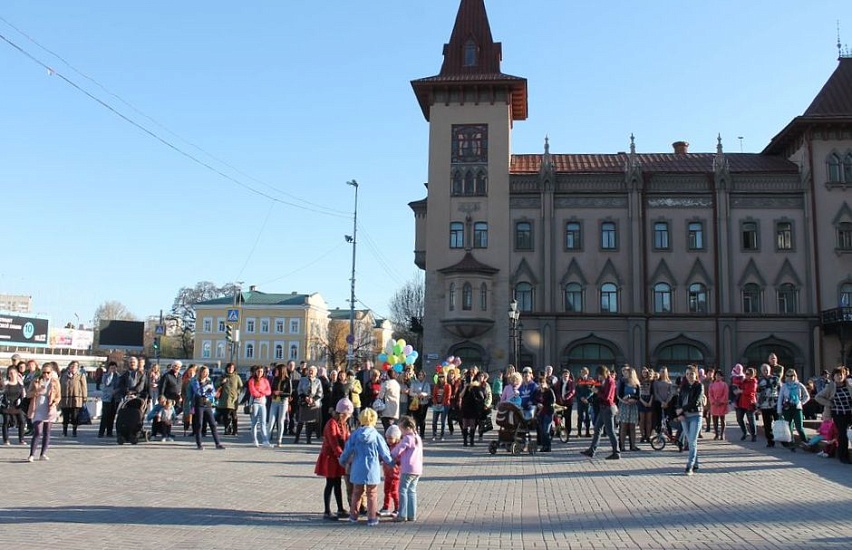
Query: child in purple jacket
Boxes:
[{"xmin": 390, "ymin": 416, "xmax": 423, "ymax": 522}]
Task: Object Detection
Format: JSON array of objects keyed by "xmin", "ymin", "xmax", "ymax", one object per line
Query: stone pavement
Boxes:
[{"xmin": 1, "ymin": 416, "xmax": 850, "ymax": 550}]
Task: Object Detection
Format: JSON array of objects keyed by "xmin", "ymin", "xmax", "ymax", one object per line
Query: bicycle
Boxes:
[
  {"xmin": 650, "ymin": 415, "xmax": 683, "ymax": 451},
  {"xmin": 552, "ymin": 404, "xmax": 570, "ymax": 443}
]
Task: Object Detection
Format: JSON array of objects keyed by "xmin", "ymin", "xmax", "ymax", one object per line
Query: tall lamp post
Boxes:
[
  {"xmin": 346, "ymin": 179, "xmax": 359, "ymax": 371},
  {"xmin": 508, "ymin": 299, "xmax": 520, "ymax": 367}
]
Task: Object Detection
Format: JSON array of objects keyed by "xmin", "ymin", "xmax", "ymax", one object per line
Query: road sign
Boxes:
[
  {"xmin": 426, "ymin": 353, "xmax": 439, "ymax": 360},
  {"xmin": 227, "ymin": 309, "xmax": 239, "ymax": 322},
  {"xmin": 154, "ymin": 325, "xmax": 165, "ymax": 335},
  {"xmin": 346, "ymin": 334, "xmax": 355, "ymax": 345}
]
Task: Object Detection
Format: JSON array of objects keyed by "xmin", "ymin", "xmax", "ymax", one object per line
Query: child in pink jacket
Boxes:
[
  {"xmin": 708, "ymin": 371, "xmax": 730, "ymax": 440},
  {"xmin": 390, "ymin": 415, "xmax": 423, "ymax": 522}
]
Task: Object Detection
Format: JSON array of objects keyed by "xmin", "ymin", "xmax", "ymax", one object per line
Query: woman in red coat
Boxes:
[
  {"xmin": 315, "ymin": 397, "xmax": 353, "ymax": 521},
  {"xmin": 734, "ymin": 367, "xmax": 759, "ymax": 442}
]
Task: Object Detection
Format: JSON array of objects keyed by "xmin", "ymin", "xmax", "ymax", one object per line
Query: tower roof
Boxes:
[
  {"xmin": 764, "ymin": 57, "xmax": 852, "ymax": 155},
  {"xmin": 411, "ymin": 0, "xmax": 527, "ymax": 121}
]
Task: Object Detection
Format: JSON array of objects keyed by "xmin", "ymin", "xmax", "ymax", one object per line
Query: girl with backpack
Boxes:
[{"xmin": 777, "ymin": 369, "xmax": 810, "ymax": 451}]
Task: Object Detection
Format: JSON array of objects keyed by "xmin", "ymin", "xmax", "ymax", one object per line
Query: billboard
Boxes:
[
  {"xmin": 49, "ymin": 328, "xmax": 95, "ymax": 350},
  {"xmin": 0, "ymin": 313, "xmax": 49, "ymax": 347},
  {"xmin": 99, "ymin": 320, "xmax": 144, "ymax": 349}
]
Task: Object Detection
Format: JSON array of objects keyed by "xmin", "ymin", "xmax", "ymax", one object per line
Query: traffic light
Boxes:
[
  {"xmin": 226, "ymin": 325, "xmax": 233, "ymax": 342},
  {"xmin": 153, "ymin": 337, "xmax": 160, "ymax": 351}
]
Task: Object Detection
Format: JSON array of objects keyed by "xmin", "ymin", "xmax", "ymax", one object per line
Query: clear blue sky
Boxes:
[{"xmin": 1, "ymin": 0, "xmax": 848, "ymax": 327}]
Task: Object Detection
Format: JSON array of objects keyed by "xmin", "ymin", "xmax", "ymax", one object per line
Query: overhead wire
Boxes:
[
  {"xmin": 0, "ymin": 27, "xmax": 349, "ymax": 219},
  {"xmin": 256, "ymin": 241, "xmax": 349, "ymax": 287},
  {"xmin": 234, "ymin": 202, "xmax": 276, "ymax": 283}
]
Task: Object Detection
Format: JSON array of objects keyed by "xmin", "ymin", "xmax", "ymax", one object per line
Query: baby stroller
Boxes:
[
  {"xmin": 115, "ymin": 394, "xmax": 149, "ymax": 445},
  {"xmin": 488, "ymin": 402, "xmax": 537, "ymax": 455}
]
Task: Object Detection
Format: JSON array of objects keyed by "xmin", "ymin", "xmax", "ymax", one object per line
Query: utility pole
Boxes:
[{"xmin": 346, "ymin": 179, "xmax": 359, "ymax": 371}]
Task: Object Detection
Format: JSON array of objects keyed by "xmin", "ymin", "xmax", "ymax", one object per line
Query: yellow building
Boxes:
[
  {"xmin": 325, "ymin": 308, "xmax": 393, "ymax": 368},
  {"xmin": 193, "ymin": 288, "xmax": 329, "ymax": 369}
]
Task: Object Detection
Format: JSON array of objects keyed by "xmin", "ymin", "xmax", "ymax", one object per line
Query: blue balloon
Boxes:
[
  {"xmin": 378, "ymin": 353, "xmax": 388, "ymax": 363},
  {"xmin": 393, "ymin": 364, "xmax": 403, "ymax": 373}
]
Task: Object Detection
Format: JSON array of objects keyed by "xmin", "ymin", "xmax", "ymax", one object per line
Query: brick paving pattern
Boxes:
[{"xmin": 1, "ymin": 415, "xmax": 850, "ymax": 549}]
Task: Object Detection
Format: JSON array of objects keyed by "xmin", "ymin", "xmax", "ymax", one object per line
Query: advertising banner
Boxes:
[
  {"xmin": 0, "ymin": 313, "xmax": 49, "ymax": 347},
  {"xmin": 49, "ymin": 328, "xmax": 94, "ymax": 350}
]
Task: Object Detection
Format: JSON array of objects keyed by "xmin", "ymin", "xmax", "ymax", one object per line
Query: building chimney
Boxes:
[
  {"xmin": 672, "ymin": 141, "xmax": 689, "ymax": 155},
  {"xmin": 249, "ymin": 285, "xmax": 257, "ymax": 292}
]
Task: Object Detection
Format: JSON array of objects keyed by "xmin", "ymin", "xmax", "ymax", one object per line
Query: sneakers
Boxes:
[
  {"xmin": 347, "ymin": 516, "xmax": 358, "ymax": 524},
  {"xmin": 378, "ymin": 509, "xmax": 391, "ymax": 517},
  {"xmin": 685, "ymin": 467, "xmax": 694, "ymax": 476},
  {"xmin": 817, "ymin": 451, "xmax": 829, "ymax": 458},
  {"xmin": 366, "ymin": 519, "xmax": 379, "ymax": 527},
  {"xmin": 26, "ymin": 456, "xmax": 34, "ymax": 463},
  {"xmin": 322, "ymin": 513, "xmax": 338, "ymax": 521},
  {"xmin": 580, "ymin": 449, "xmax": 594, "ymax": 458},
  {"xmin": 215, "ymin": 444, "xmax": 226, "ymax": 450},
  {"xmin": 40, "ymin": 455, "xmax": 49, "ymax": 461},
  {"xmin": 604, "ymin": 453, "xmax": 620, "ymax": 460}
]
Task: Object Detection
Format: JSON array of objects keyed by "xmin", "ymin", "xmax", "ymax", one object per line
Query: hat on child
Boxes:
[
  {"xmin": 335, "ymin": 398, "xmax": 354, "ymax": 415},
  {"xmin": 385, "ymin": 425, "xmax": 402, "ymax": 440}
]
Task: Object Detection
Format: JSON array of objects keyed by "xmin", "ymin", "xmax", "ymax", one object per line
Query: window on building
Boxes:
[
  {"xmin": 449, "ymin": 283, "xmax": 456, "ymax": 311},
  {"xmin": 776, "ymin": 221, "xmax": 793, "ymax": 250},
  {"xmin": 450, "ymin": 222, "xmax": 464, "ymax": 249},
  {"xmin": 562, "ymin": 343, "xmax": 616, "ymax": 375},
  {"xmin": 688, "ymin": 222, "xmax": 704, "ymax": 251},
  {"xmin": 289, "ymin": 319, "xmax": 300, "ymax": 334},
  {"xmin": 289, "ymin": 342, "xmax": 299, "ymax": 360},
  {"xmin": 216, "ymin": 342, "xmax": 225, "ymax": 359},
  {"xmin": 202, "ymin": 318, "xmax": 212, "ymax": 333},
  {"xmin": 600, "ymin": 283, "xmax": 618, "ymax": 313},
  {"xmin": 217, "ymin": 319, "xmax": 226, "ymax": 333},
  {"xmin": 601, "ymin": 222, "xmax": 617, "ymax": 250},
  {"xmin": 565, "ymin": 222, "xmax": 582, "ymax": 250},
  {"xmin": 515, "ymin": 222, "xmax": 533, "ymax": 250},
  {"xmin": 475, "ymin": 170, "xmax": 487, "ymax": 195},
  {"xmin": 463, "ymin": 171, "xmax": 474, "ymax": 195},
  {"xmin": 688, "ymin": 283, "xmax": 708, "ymax": 313},
  {"xmin": 841, "ymin": 283, "xmax": 852, "ymax": 306},
  {"xmin": 245, "ymin": 343, "xmax": 254, "ymax": 359},
  {"xmin": 246, "ymin": 319, "xmax": 256, "ymax": 333},
  {"xmin": 515, "ymin": 282, "xmax": 533, "ymax": 312},
  {"xmin": 742, "ymin": 221, "xmax": 758, "ymax": 251},
  {"xmin": 451, "ymin": 124, "xmax": 488, "ymax": 164},
  {"xmin": 654, "ymin": 282, "xmax": 672, "ymax": 313},
  {"xmin": 654, "ymin": 222, "xmax": 670, "ymax": 250},
  {"xmin": 464, "ymin": 39, "xmax": 477, "ymax": 67},
  {"xmin": 845, "ymin": 153, "xmax": 852, "ymax": 183},
  {"xmin": 202, "ymin": 341, "xmax": 211, "ymax": 359},
  {"xmin": 656, "ymin": 344, "xmax": 705, "ymax": 374},
  {"xmin": 260, "ymin": 318, "xmax": 270, "ymax": 333},
  {"xmin": 259, "ymin": 342, "xmax": 269, "ymax": 360},
  {"xmin": 565, "ymin": 283, "xmax": 583, "ymax": 312},
  {"xmin": 473, "ymin": 222, "xmax": 488, "ymax": 248},
  {"xmin": 462, "ymin": 283, "xmax": 473, "ymax": 310},
  {"xmin": 452, "ymin": 171, "xmax": 463, "ymax": 195},
  {"xmin": 743, "ymin": 283, "xmax": 762, "ymax": 314},
  {"xmin": 829, "ymin": 153, "xmax": 842, "ymax": 182},
  {"xmin": 838, "ymin": 222, "xmax": 852, "ymax": 251},
  {"xmin": 275, "ymin": 344, "xmax": 284, "ymax": 360},
  {"xmin": 480, "ymin": 283, "xmax": 488, "ymax": 311},
  {"xmin": 777, "ymin": 283, "xmax": 798, "ymax": 314},
  {"xmin": 275, "ymin": 319, "xmax": 285, "ymax": 333}
]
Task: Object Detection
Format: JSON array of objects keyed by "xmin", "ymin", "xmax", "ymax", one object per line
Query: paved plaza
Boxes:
[{"xmin": 1, "ymin": 416, "xmax": 850, "ymax": 550}]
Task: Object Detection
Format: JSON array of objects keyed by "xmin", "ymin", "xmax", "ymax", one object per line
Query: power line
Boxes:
[
  {"xmin": 256, "ymin": 241, "xmax": 349, "ymax": 287},
  {"xmin": 234, "ymin": 202, "xmax": 276, "ymax": 283},
  {"xmin": 0, "ymin": 27, "xmax": 349, "ymax": 219}
]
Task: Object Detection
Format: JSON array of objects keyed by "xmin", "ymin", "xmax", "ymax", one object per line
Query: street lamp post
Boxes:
[
  {"xmin": 508, "ymin": 299, "xmax": 520, "ymax": 367},
  {"xmin": 346, "ymin": 179, "xmax": 359, "ymax": 371}
]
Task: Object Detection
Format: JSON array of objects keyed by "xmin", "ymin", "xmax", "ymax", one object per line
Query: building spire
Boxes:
[
  {"xmin": 714, "ymin": 133, "xmax": 729, "ymax": 174},
  {"xmin": 440, "ymin": 0, "xmax": 502, "ymax": 76}
]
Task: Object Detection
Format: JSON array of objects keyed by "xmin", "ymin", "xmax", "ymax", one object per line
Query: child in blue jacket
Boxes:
[{"xmin": 339, "ymin": 408, "xmax": 394, "ymax": 526}]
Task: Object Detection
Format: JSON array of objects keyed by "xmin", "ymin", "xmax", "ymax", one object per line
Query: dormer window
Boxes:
[{"xmin": 464, "ymin": 39, "xmax": 477, "ymax": 67}]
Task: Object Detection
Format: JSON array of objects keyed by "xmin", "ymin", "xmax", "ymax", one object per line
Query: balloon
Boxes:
[
  {"xmin": 405, "ymin": 355, "xmax": 416, "ymax": 365},
  {"xmin": 397, "ymin": 339, "xmax": 406, "ymax": 349},
  {"xmin": 393, "ymin": 344, "xmax": 403, "ymax": 355},
  {"xmin": 442, "ymin": 361, "xmax": 449, "ymax": 367},
  {"xmin": 382, "ymin": 362, "xmax": 391, "ymax": 371},
  {"xmin": 436, "ymin": 366, "xmax": 443, "ymax": 373},
  {"xmin": 447, "ymin": 356, "xmax": 455, "ymax": 363},
  {"xmin": 410, "ymin": 351, "xmax": 419, "ymax": 360},
  {"xmin": 393, "ymin": 364, "xmax": 403, "ymax": 373},
  {"xmin": 454, "ymin": 358, "xmax": 462, "ymax": 366},
  {"xmin": 403, "ymin": 345, "xmax": 413, "ymax": 355},
  {"xmin": 378, "ymin": 353, "xmax": 388, "ymax": 363}
]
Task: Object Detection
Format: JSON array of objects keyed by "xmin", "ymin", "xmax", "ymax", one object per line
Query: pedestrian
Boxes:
[
  {"xmin": 98, "ymin": 362, "xmax": 119, "ymax": 438},
  {"xmin": 247, "ymin": 366, "xmax": 272, "ymax": 447},
  {"xmin": 553, "ymin": 369, "xmax": 575, "ymax": 442},
  {"xmin": 216, "ymin": 362, "xmax": 243, "ymax": 436},
  {"xmin": 390, "ymin": 415, "xmax": 423, "ymax": 522},
  {"xmin": 315, "ymin": 398, "xmax": 353, "ymax": 521},
  {"xmin": 59, "ymin": 361, "xmax": 87, "ymax": 438},
  {"xmin": 431, "ymin": 372, "xmax": 453, "ymax": 441},
  {"xmin": 148, "ymin": 364, "xmax": 161, "ymax": 405},
  {"xmin": 339, "ymin": 408, "xmax": 395, "ymax": 526},
  {"xmin": 26, "ymin": 362, "xmax": 60, "ymax": 462},
  {"xmin": 459, "ymin": 375, "xmax": 486, "ymax": 447},
  {"xmin": 189, "ymin": 366, "xmax": 225, "ymax": 450},
  {"xmin": 755, "ymin": 363, "xmax": 780, "ymax": 447},
  {"xmin": 379, "ymin": 425, "xmax": 401, "ymax": 517},
  {"xmin": 617, "ymin": 366, "xmax": 640, "ymax": 452},
  {"xmin": 268, "ymin": 364, "xmax": 290, "ymax": 446},
  {"xmin": 777, "ymin": 368, "xmax": 810, "ymax": 451},
  {"xmin": 815, "ymin": 367, "xmax": 852, "ymax": 464},
  {"xmin": 2, "ymin": 366, "xmax": 27, "ymax": 445},
  {"xmin": 580, "ymin": 366, "xmax": 620, "ymax": 460},
  {"xmin": 294, "ymin": 365, "xmax": 323, "ymax": 444},
  {"xmin": 708, "ymin": 370, "xmax": 729, "ymax": 440},
  {"xmin": 535, "ymin": 375, "xmax": 556, "ymax": 452},
  {"xmin": 734, "ymin": 367, "xmax": 758, "ymax": 442},
  {"xmin": 575, "ymin": 367, "xmax": 596, "ymax": 437},
  {"xmin": 653, "ymin": 367, "xmax": 674, "ymax": 437},
  {"xmin": 408, "ymin": 370, "xmax": 431, "ymax": 438},
  {"xmin": 378, "ymin": 369, "xmax": 401, "ymax": 431},
  {"xmin": 677, "ymin": 366, "xmax": 705, "ymax": 475},
  {"xmin": 181, "ymin": 365, "xmax": 197, "ymax": 436}
]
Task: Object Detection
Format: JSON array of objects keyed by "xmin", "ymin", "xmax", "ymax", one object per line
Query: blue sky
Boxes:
[{"xmin": 0, "ymin": 0, "xmax": 848, "ymax": 327}]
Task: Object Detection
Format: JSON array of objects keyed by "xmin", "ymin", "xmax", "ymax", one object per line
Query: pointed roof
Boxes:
[
  {"xmin": 438, "ymin": 252, "xmax": 499, "ymax": 275},
  {"xmin": 195, "ymin": 290, "xmax": 312, "ymax": 307},
  {"xmin": 764, "ymin": 58, "xmax": 852, "ymax": 154},
  {"xmin": 411, "ymin": 0, "xmax": 527, "ymax": 121}
]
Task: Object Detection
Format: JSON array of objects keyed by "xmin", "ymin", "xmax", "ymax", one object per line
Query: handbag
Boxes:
[
  {"xmin": 480, "ymin": 415, "xmax": 494, "ymax": 433},
  {"xmin": 77, "ymin": 405, "xmax": 92, "ymax": 425},
  {"xmin": 409, "ymin": 396, "xmax": 420, "ymax": 411},
  {"xmin": 372, "ymin": 398, "xmax": 386, "ymax": 413},
  {"xmin": 773, "ymin": 419, "xmax": 792, "ymax": 443}
]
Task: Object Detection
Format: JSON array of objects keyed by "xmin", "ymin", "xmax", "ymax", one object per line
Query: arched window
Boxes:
[
  {"xmin": 743, "ymin": 283, "xmax": 762, "ymax": 314},
  {"xmin": 515, "ymin": 282, "xmax": 533, "ymax": 312},
  {"xmin": 452, "ymin": 170, "xmax": 463, "ymax": 195},
  {"xmin": 475, "ymin": 170, "xmax": 487, "ymax": 195},
  {"xmin": 656, "ymin": 343, "xmax": 704, "ymax": 375},
  {"xmin": 275, "ymin": 344, "xmax": 284, "ymax": 360},
  {"xmin": 601, "ymin": 283, "xmax": 618, "ymax": 313},
  {"xmin": 463, "ymin": 39, "xmax": 477, "ymax": 67},
  {"xmin": 828, "ymin": 153, "xmax": 842, "ymax": 182},
  {"xmin": 462, "ymin": 282, "xmax": 473, "ymax": 310},
  {"xmin": 841, "ymin": 283, "xmax": 852, "ymax": 306},
  {"xmin": 480, "ymin": 283, "xmax": 488, "ymax": 311},
  {"xmin": 562, "ymin": 342, "xmax": 616, "ymax": 376},
  {"xmin": 844, "ymin": 153, "xmax": 852, "ymax": 182},
  {"xmin": 743, "ymin": 341, "xmax": 795, "ymax": 370},
  {"xmin": 777, "ymin": 283, "xmax": 798, "ymax": 314},
  {"xmin": 654, "ymin": 282, "xmax": 672, "ymax": 313},
  {"xmin": 565, "ymin": 283, "xmax": 583, "ymax": 312},
  {"xmin": 688, "ymin": 283, "xmax": 707, "ymax": 313},
  {"xmin": 463, "ymin": 171, "xmax": 475, "ymax": 195},
  {"xmin": 448, "ymin": 283, "xmax": 456, "ymax": 311},
  {"xmin": 245, "ymin": 343, "xmax": 254, "ymax": 359}
]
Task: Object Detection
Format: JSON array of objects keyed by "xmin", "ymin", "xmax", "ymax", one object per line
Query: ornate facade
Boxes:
[{"xmin": 410, "ymin": 0, "xmax": 852, "ymax": 377}]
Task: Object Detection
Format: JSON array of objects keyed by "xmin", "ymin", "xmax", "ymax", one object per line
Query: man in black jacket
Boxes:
[
  {"xmin": 118, "ymin": 356, "xmax": 148, "ymax": 399},
  {"xmin": 159, "ymin": 361, "xmax": 183, "ymax": 407}
]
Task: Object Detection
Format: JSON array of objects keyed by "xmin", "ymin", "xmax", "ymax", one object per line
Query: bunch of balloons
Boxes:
[
  {"xmin": 377, "ymin": 338, "xmax": 419, "ymax": 373},
  {"xmin": 435, "ymin": 355, "xmax": 462, "ymax": 374}
]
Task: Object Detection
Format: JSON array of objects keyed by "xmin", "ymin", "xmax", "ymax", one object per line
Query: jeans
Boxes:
[
  {"xmin": 251, "ymin": 402, "xmax": 270, "ymax": 445},
  {"xmin": 268, "ymin": 400, "xmax": 289, "ymax": 443},
  {"xmin": 588, "ymin": 405, "xmax": 619, "ymax": 455},
  {"xmin": 576, "ymin": 401, "xmax": 592, "ymax": 434},
  {"xmin": 2, "ymin": 410, "xmax": 26, "ymax": 443},
  {"xmin": 431, "ymin": 407, "xmax": 447, "ymax": 438},
  {"xmin": 29, "ymin": 421, "xmax": 51, "ymax": 457},
  {"xmin": 398, "ymin": 474, "xmax": 420, "ymax": 521},
  {"xmin": 193, "ymin": 406, "xmax": 222, "ymax": 448},
  {"xmin": 736, "ymin": 407, "xmax": 756, "ymax": 436},
  {"xmin": 538, "ymin": 412, "xmax": 553, "ymax": 450},
  {"xmin": 683, "ymin": 414, "xmax": 701, "ymax": 469}
]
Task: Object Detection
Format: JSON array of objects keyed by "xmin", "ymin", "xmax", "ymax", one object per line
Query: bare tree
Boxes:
[
  {"xmin": 170, "ymin": 281, "xmax": 238, "ymax": 358},
  {"xmin": 93, "ymin": 300, "xmax": 137, "ymax": 324},
  {"xmin": 388, "ymin": 272, "xmax": 425, "ymax": 361}
]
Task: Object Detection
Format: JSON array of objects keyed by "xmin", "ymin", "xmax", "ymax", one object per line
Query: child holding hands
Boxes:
[
  {"xmin": 379, "ymin": 425, "xmax": 401, "ymax": 517},
  {"xmin": 390, "ymin": 415, "xmax": 423, "ymax": 522}
]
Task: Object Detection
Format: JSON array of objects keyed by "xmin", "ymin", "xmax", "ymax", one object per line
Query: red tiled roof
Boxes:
[
  {"xmin": 510, "ymin": 153, "xmax": 797, "ymax": 174},
  {"xmin": 438, "ymin": 252, "xmax": 499, "ymax": 275}
]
